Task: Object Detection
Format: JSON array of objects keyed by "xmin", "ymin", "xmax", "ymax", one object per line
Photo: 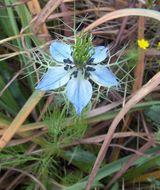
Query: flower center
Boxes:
[{"xmin": 72, "ymin": 32, "xmax": 94, "ymax": 69}]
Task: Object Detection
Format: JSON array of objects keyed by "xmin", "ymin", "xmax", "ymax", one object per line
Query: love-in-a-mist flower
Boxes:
[{"xmin": 36, "ymin": 34, "xmax": 118, "ymax": 114}]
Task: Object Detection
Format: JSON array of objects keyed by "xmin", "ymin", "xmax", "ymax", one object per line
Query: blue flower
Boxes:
[{"xmin": 36, "ymin": 41, "xmax": 118, "ymax": 114}]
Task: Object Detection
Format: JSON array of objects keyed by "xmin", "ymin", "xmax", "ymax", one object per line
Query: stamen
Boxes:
[
  {"xmin": 84, "ymin": 71, "xmax": 90, "ymax": 78},
  {"xmin": 84, "ymin": 66, "xmax": 96, "ymax": 78},
  {"xmin": 87, "ymin": 57, "xmax": 94, "ymax": 64},
  {"xmin": 71, "ymin": 70, "xmax": 78, "ymax": 78},
  {"xmin": 64, "ymin": 65, "xmax": 69, "ymax": 70},
  {"xmin": 64, "ymin": 64, "xmax": 75, "ymax": 71},
  {"xmin": 87, "ymin": 63, "xmax": 97, "ymax": 66},
  {"xmin": 86, "ymin": 66, "xmax": 96, "ymax": 71},
  {"xmin": 63, "ymin": 58, "xmax": 73, "ymax": 64}
]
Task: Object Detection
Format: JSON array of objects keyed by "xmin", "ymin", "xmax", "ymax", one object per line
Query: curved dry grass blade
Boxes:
[
  {"xmin": 33, "ymin": 0, "xmax": 63, "ymax": 33},
  {"xmin": 111, "ymin": 15, "xmax": 146, "ymax": 161},
  {"xmin": 0, "ymin": 91, "xmax": 44, "ymax": 149},
  {"xmin": 84, "ymin": 8, "xmax": 160, "ymax": 32},
  {"xmin": 27, "ymin": 0, "xmax": 49, "ymax": 37},
  {"xmin": 85, "ymin": 71, "xmax": 160, "ymax": 190}
]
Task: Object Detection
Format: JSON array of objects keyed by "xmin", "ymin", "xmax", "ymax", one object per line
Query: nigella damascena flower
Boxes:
[{"xmin": 36, "ymin": 41, "xmax": 119, "ymax": 114}]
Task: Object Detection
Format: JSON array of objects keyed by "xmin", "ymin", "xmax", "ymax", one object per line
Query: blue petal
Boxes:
[
  {"xmin": 66, "ymin": 76, "xmax": 92, "ymax": 115},
  {"xmin": 89, "ymin": 65, "xmax": 118, "ymax": 87},
  {"xmin": 50, "ymin": 41, "xmax": 73, "ymax": 63},
  {"xmin": 90, "ymin": 46, "xmax": 109, "ymax": 63},
  {"xmin": 36, "ymin": 67, "xmax": 70, "ymax": 91}
]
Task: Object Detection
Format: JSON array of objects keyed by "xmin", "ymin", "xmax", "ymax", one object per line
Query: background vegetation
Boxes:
[{"xmin": 0, "ymin": 0, "xmax": 160, "ymax": 189}]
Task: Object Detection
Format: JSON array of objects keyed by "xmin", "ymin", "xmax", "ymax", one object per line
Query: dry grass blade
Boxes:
[
  {"xmin": 85, "ymin": 72, "xmax": 160, "ymax": 190},
  {"xmin": 133, "ymin": 16, "xmax": 145, "ymax": 91},
  {"xmin": 27, "ymin": 0, "xmax": 50, "ymax": 38},
  {"xmin": 109, "ymin": 143, "xmax": 151, "ymax": 158},
  {"xmin": 0, "ymin": 122, "xmax": 46, "ymax": 135},
  {"xmin": 0, "ymin": 33, "xmax": 34, "ymax": 45},
  {"xmin": 37, "ymin": 95, "xmax": 54, "ymax": 121},
  {"xmin": 33, "ymin": 0, "xmax": 63, "ymax": 33},
  {"xmin": 87, "ymin": 102, "xmax": 122, "ymax": 118},
  {"xmin": 84, "ymin": 8, "xmax": 160, "ymax": 32},
  {"xmin": 0, "ymin": 69, "xmax": 23, "ymax": 97},
  {"xmin": 62, "ymin": 132, "xmax": 149, "ymax": 147},
  {"xmin": 0, "ymin": 91, "xmax": 44, "ymax": 149},
  {"xmin": 111, "ymin": 14, "xmax": 146, "ymax": 161}
]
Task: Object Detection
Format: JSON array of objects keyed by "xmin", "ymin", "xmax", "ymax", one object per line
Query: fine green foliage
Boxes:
[{"xmin": 44, "ymin": 108, "xmax": 88, "ymax": 147}]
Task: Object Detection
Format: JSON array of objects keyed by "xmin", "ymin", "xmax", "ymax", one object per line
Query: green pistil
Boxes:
[{"xmin": 73, "ymin": 32, "xmax": 94, "ymax": 69}]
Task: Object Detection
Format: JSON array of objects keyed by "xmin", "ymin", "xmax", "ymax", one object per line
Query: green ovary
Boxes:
[{"xmin": 73, "ymin": 33, "xmax": 94, "ymax": 69}]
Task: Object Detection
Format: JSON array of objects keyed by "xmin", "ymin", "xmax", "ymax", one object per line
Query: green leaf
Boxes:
[
  {"xmin": 145, "ymin": 105, "xmax": 160, "ymax": 124},
  {"xmin": 63, "ymin": 148, "xmax": 97, "ymax": 172},
  {"xmin": 62, "ymin": 147, "xmax": 160, "ymax": 190}
]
